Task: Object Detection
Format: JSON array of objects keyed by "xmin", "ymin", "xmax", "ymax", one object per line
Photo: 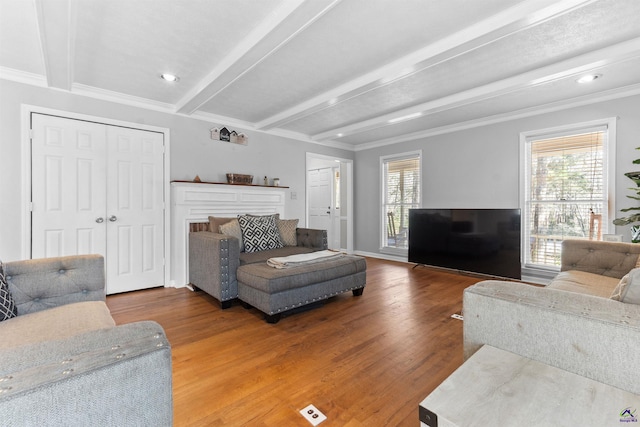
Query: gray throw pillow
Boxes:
[
  {"xmin": 238, "ymin": 214, "xmax": 283, "ymax": 253},
  {"xmin": 0, "ymin": 260, "xmax": 18, "ymax": 321}
]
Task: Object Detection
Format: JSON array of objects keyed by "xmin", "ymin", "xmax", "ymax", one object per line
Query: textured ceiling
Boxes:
[{"xmin": 1, "ymin": 0, "xmax": 639, "ymax": 151}]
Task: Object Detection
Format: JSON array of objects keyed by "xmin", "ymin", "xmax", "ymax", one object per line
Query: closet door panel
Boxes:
[
  {"xmin": 31, "ymin": 114, "xmax": 107, "ymax": 258},
  {"xmin": 106, "ymin": 127, "xmax": 164, "ymax": 294}
]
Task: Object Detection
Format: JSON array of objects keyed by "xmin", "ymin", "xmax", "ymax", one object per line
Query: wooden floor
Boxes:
[{"xmin": 106, "ymin": 258, "xmax": 481, "ymax": 426}]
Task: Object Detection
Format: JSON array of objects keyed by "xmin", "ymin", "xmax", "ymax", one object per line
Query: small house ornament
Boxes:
[
  {"xmin": 219, "ymin": 127, "xmax": 231, "ymax": 142},
  {"xmin": 211, "ymin": 126, "xmax": 248, "ymax": 145}
]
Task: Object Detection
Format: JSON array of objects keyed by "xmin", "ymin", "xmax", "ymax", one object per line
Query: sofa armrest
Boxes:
[
  {"xmin": 5, "ymin": 255, "xmax": 105, "ymax": 316},
  {"xmin": 561, "ymin": 239, "xmax": 640, "ymax": 279},
  {"xmin": 189, "ymin": 231, "xmax": 240, "ymax": 302},
  {"xmin": 0, "ymin": 321, "xmax": 172, "ymax": 425},
  {"xmin": 463, "ymin": 280, "xmax": 640, "ymax": 394},
  {"xmin": 296, "ymin": 228, "xmax": 328, "ymax": 250}
]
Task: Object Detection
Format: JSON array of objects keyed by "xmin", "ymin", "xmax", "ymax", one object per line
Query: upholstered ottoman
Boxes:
[{"xmin": 237, "ymin": 255, "xmax": 366, "ymax": 323}]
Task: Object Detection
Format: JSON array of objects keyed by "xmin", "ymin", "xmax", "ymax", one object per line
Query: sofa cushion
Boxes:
[
  {"xmin": 611, "ymin": 268, "xmax": 640, "ymax": 304},
  {"xmin": 0, "ymin": 261, "xmax": 17, "ymax": 321},
  {"xmin": 548, "ymin": 270, "xmax": 619, "ymax": 298},
  {"xmin": 220, "ymin": 219, "xmax": 245, "ymax": 252},
  {"xmin": 237, "ymin": 255, "xmax": 367, "ymax": 294},
  {"xmin": 277, "ymin": 219, "xmax": 299, "ymax": 246},
  {"xmin": 238, "ymin": 214, "xmax": 283, "ymax": 253},
  {"xmin": 0, "ymin": 300, "xmax": 115, "ymax": 350},
  {"xmin": 239, "ymin": 246, "xmax": 314, "ymax": 266}
]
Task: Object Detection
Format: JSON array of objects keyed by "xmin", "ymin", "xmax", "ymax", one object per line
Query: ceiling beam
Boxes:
[
  {"xmin": 254, "ymin": 0, "xmax": 597, "ymax": 132},
  {"xmin": 354, "ymin": 83, "xmax": 640, "ymax": 151},
  {"xmin": 312, "ymin": 37, "xmax": 640, "ymax": 142},
  {"xmin": 34, "ymin": 0, "xmax": 76, "ymax": 90},
  {"xmin": 175, "ymin": 0, "xmax": 341, "ymax": 115}
]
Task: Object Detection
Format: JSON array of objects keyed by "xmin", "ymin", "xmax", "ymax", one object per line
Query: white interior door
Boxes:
[
  {"xmin": 308, "ymin": 167, "xmax": 335, "ymax": 249},
  {"xmin": 31, "ymin": 114, "xmax": 165, "ymax": 294},
  {"xmin": 106, "ymin": 127, "xmax": 165, "ymax": 294},
  {"xmin": 31, "ymin": 114, "xmax": 107, "ymax": 257}
]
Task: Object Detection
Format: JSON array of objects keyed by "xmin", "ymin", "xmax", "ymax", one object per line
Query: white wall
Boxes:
[
  {"xmin": 354, "ymin": 94, "xmax": 640, "ymax": 256},
  {"xmin": 2, "ymin": 78, "xmax": 639, "ymax": 262},
  {"xmin": 0, "ymin": 79, "xmax": 354, "ymax": 261}
]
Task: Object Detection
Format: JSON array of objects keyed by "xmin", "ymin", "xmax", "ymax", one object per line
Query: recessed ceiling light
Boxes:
[
  {"xmin": 388, "ymin": 112, "xmax": 422, "ymax": 124},
  {"xmin": 577, "ymin": 74, "xmax": 601, "ymax": 84},
  {"xmin": 336, "ymin": 133, "xmax": 344, "ymax": 137},
  {"xmin": 160, "ymin": 73, "xmax": 179, "ymax": 82}
]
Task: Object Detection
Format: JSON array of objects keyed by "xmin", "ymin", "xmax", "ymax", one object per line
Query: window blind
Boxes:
[
  {"xmin": 524, "ymin": 128, "xmax": 608, "ymax": 267},
  {"xmin": 382, "ymin": 154, "xmax": 421, "ymax": 250}
]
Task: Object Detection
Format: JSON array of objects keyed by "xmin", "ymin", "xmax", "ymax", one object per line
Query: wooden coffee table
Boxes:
[{"xmin": 419, "ymin": 345, "xmax": 640, "ymax": 426}]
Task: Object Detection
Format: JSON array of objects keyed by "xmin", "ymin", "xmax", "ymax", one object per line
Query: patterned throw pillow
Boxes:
[
  {"xmin": 219, "ymin": 219, "xmax": 245, "ymax": 252},
  {"xmin": 0, "ymin": 260, "xmax": 18, "ymax": 321},
  {"xmin": 277, "ymin": 219, "xmax": 299, "ymax": 246},
  {"xmin": 238, "ymin": 214, "xmax": 283, "ymax": 253}
]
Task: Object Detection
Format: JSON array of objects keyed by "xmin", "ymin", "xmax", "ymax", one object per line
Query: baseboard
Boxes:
[{"xmin": 353, "ymin": 250, "xmax": 409, "ymax": 263}]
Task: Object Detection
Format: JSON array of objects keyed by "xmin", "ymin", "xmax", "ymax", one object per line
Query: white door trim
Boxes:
[
  {"xmin": 305, "ymin": 152, "xmax": 354, "ymax": 253},
  {"xmin": 21, "ymin": 104, "xmax": 172, "ymax": 287}
]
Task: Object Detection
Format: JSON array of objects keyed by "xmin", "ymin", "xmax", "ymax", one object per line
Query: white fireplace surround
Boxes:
[{"xmin": 170, "ymin": 182, "xmax": 286, "ymax": 287}]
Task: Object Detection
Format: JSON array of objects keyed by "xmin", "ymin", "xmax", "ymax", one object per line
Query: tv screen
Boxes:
[{"xmin": 408, "ymin": 209, "xmax": 521, "ymax": 279}]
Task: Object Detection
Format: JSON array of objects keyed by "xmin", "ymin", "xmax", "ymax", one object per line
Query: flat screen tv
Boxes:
[{"xmin": 408, "ymin": 209, "xmax": 521, "ymax": 279}]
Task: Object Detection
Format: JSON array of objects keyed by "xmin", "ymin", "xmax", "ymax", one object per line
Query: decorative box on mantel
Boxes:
[{"xmin": 170, "ymin": 182, "xmax": 286, "ymax": 287}]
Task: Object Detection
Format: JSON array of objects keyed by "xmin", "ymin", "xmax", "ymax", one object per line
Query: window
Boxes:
[
  {"xmin": 521, "ymin": 119, "xmax": 616, "ymax": 270},
  {"xmin": 381, "ymin": 151, "xmax": 421, "ymax": 252}
]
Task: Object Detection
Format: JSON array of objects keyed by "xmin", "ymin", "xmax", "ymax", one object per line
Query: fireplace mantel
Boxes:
[{"xmin": 170, "ymin": 182, "xmax": 286, "ymax": 287}]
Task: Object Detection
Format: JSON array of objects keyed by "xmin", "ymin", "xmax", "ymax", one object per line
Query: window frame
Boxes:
[
  {"xmin": 519, "ymin": 117, "xmax": 617, "ymax": 275},
  {"xmin": 380, "ymin": 150, "xmax": 422, "ymax": 256}
]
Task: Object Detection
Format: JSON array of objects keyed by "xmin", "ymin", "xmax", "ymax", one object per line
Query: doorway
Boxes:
[
  {"xmin": 24, "ymin": 107, "xmax": 171, "ymax": 293},
  {"xmin": 306, "ymin": 153, "xmax": 353, "ymax": 253}
]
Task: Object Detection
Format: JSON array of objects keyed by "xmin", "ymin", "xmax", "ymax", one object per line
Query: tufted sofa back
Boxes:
[
  {"xmin": 5, "ymin": 254, "xmax": 105, "ymax": 315},
  {"xmin": 296, "ymin": 228, "xmax": 328, "ymax": 250},
  {"xmin": 561, "ymin": 239, "xmax": 640, "ymax": 279}
]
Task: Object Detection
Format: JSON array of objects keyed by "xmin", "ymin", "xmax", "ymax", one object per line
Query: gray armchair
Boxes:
[{"xmin": 0, "ymin": 255, "xmax": 173, "ymax": 426}]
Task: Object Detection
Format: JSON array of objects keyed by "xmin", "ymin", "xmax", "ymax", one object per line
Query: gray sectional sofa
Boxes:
[
  {"xmin": 189, "ymin": 215, "xmax": 366, "ymax": 322},
  {"xmin": 0, "ymin": 255, "xmax": 172, "ymax": 426},
  {"xmin": 463, "ymin": 239, "xmax": 640, "ymax": 394}
]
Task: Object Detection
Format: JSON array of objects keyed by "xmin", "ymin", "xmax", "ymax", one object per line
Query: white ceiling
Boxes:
[{"xmin": 1, "ymin": 0, "xmax": 640, "ymax": 151}]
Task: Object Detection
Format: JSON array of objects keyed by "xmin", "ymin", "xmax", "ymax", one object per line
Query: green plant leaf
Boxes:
[
  {"xmin": 615, "ymin": 147, "xmax": 640, "ymax": 225},
  {"xmin": 613, "ymin": 213, "xmax": 640, "ymax": 225}
]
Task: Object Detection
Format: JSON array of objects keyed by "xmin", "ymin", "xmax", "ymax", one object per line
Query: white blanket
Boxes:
[{"xmin": 267, "ymin": 250, "xmax": 344, "ymax": 269}]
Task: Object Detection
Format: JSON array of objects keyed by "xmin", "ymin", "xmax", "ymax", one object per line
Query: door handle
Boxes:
[
  {"xmin": 108, "ymin": 215, "xmax": 118, "ymax": 222},
  {"xmin": 96, "ymin": 217, "xmax": 104, "ymax": 223}
]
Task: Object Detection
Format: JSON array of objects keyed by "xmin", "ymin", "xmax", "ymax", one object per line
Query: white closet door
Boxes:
[
  {"xmin": 31, "ymin": 114, "xmax": 166, "ymax": 294},
  {"xmin": 31, "ymin": 114, "xmax": 108, "ymax": 258},
  {"xmin": 105, "ymin": 126, "xmax": 165, "ymax": 294}
]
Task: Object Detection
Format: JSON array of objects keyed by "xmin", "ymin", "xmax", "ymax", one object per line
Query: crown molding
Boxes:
[
  {"xmin": 3, "ymin": 68, "xmax": 638, "ymax": 154},
  {"xmin": 70, "ymin": 83, "xmax": 176, "ymax": 112},
  {"xmin": 0, "ymin": 67, "xmax": 48, "ymax": 87}
]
